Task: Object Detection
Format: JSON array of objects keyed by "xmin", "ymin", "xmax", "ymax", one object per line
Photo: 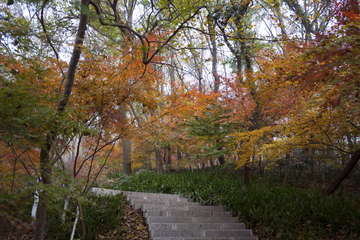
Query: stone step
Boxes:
[
  {"xmin": 148, "ymin": 222, "xmax": 245, "ymax": 231},
  {"xmin": 91, "ymin": 187, "xmax": 122, "ymax": 196},
  {"xmin": 152, "ymin": 238, "xmax": 258, "ymax": 240},
  {"xmin": 124, "ymin": 191, "xmax": 183, "ymax": 199},
  {"xmin": 144, "ymin": 210, "xmax": 232, "ymax": 218},
  {"xmin": 146, "ymin": 216, "xmax": 238, "ymax": 224},
  {"xmin": 150, "ymin": 229, "xmax": 252, "ymax": 238},
  {"xmin": 130, "ymin": 199, "xmax": 199, "ymax": 210},
  {"xmin": 205, "ymin": 230, "xmax": 253, "ymax": 238},
  {"xmin": 142, "ymin": 204, "xmax": 225, "ymax": 212},
  {"xmin": 126, "ymin": 194, "xmax": 189, "ymax": 202},
  {"xmin": 91, "ymin": 188, "xmax": 258, "ymax": 240}
]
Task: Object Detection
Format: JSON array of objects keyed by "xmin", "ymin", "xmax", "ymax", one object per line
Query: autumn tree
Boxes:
[{"xmin": 240, "ymin": 0, "xmax": 360, "ymax": 194}]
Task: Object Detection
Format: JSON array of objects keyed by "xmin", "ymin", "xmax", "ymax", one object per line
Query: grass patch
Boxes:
[{"xmin": 108, "ymin": 166, "xmax": 360, "ymax": 239}]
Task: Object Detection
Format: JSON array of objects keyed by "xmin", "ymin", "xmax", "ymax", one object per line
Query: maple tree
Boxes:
[{"xmin": 229, "ymin": 0, "xmax": 360, "ymax": 193}]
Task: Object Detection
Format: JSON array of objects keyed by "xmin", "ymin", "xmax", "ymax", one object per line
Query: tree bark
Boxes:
[
  {"xmin": 258, "ymin": 156, "xmax": 264, "ymax": 178},
  {"xmin": 326, "ymin": 148, "xmax": 360, "ymax": 194},
  {"xmin": 120, "ymin": 105, "xmax": 131, "ymax": 175},
  {"xmin": 283, "ymin": 153, "xmax": 290, "ymax": 184},
  {"xmin": 321, "ymin": 158, "xmax": 326, "ymax": 191},
  {"xmin": 166, "ymin": 146, "xmax": 171, "ymax": 169},
  {"xmin": 244, "ymin": 161, "xmax": 251, "ymax": 187},
  {"xmin": 218, "ymin": 150, "xmax": 225, "ymax": 165},
  {"xmin": 208, "ymin": 17, "xmax": 226, "ymax": 166},
  {"xmin": 34, "ymin": 2, "xmax": 89, "ymax": 238},
  {"xmin": 0, "ymin": 214, "xmax": 4, "ymax": 240},
  {"xmin": 177, "ymin": 149, "xmax": 182, "ymax": 162},
  {"xmin": 122, "ymin": 139, "xmax": 131, "ymax": 175},
  {"xmin": 155, "ymin": 145, "xmax": 164, "ymax": 173}
]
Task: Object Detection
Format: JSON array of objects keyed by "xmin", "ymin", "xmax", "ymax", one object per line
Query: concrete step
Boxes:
[
  {"xmin": 146, "ymin": 216, "xmax": 238, "ymax": 224},
  {"xmin": 126, "ymin": 194, "xmax": 189, "ymax": 202},
  {"xmin": 124, "ymin": 191, "xmax": 183, "ymax": 199},
  {"xmin": 91, "ymin": 187, "xmax": 122, "ymax": 196},
  {"xmin": 150, "ymin": 229, "xmax": 252, "ymax": 238},
  {"xmin": 141, "ymin": 204, "xmax": 225, "ymax": 212},
  {"xmin": 91, "ymin": 188, "xmax": 258, "ymax": 240},
  {"xmin": 152, "ymin": 238, "xmax": 258, "ymax": 240},
  {"xmin": 205, "ymin": 230, "xmax": 253, "ymax": 238},
  {"xmin": 130, "ymin": 199, "xmax": 199, "ymax": 210},
  {"xmin": 144, "ymin": 210, "xmax": 232, "ymax": 218},
  {"xmin": 148, "ymin": 222, "xmax": 245, "ymax": 231}
]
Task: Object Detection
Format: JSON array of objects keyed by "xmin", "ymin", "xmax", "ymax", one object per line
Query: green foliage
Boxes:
[
  {"xmin": 184, "ymin": 105, "xmax": 235, "ymax": 159},
  {"xmin": 0, "ymin": 85, "xmax": 55, "ymax": 144},
  {"xmin": 0, "ymin": 175, "xmax": 35, "ymax": 222},
  {"xmin": 110, "ymin": 166, "xmax": 360, "ymax": 239},
  {"xmin": 47, "ymin": 193, "xmax": 126, "ymax": 240}
]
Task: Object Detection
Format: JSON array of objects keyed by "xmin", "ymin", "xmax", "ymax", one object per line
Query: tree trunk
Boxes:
[
  {"xmin": 34, "ymin": 2, "xmax": 89, "ymax": 238},
  {"xmin": 122, "ymin": 139, "xmax": 131, "ymax": 175},
  {"xmin": 34, "ymin": 192, "xmax": 47, "ymax": 240},
  {"xmin": 311, "ymin": 148, "xmax": 316, "ymax": 174},
  {"xmin": 177, "ymin": 149, "xmax": 182, "ymax": 162},
  {"xmin": 209, "ymin": 158, "xmax": 214, "ymax": 167},
  {"xmin": 155, "ymin": 145, "xmax": 164, "ymax": 173},
  {"xmin": 0, "ymin": 214, "xmax": 4, "ymax": 240},
  {"xmin": 218, "ymin": 150, "xmax": 225, "ymax": 165},
  {"xmin": 244, "ymin": 161, "xmax": 251, "ymax": 187},
  {"xmin": 120, "ymin": 105, "xmax": 131, "ymax": 175},
  {"xmin": 258, "ymin": 156, "xmax": 264, "ymax": 178},
  {"xmin": 321, "ymin": 159, "xmax": 326, "ymax": 191},
  {"xmin": 326, "ymin": 148, "xmax": 360, "ymax": 194},
  {"xmin": 283, "ymin": 153, "xmax": 290, "ymax": 184},
  {"xmin": 279, "ymin": 161, "xmax": 282, "ymax": 176},
  {"xmin": 201, "ymin": 162, "xmax": 206, "ymax": 168},
  {"xmin": 166, "ymin": 146, "xmax": 171, "ymax": 169}
]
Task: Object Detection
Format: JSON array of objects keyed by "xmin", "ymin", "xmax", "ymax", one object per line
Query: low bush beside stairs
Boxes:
[{"xmin": 92, "ymin": 187, "xmax": 258, "ymax": 240}]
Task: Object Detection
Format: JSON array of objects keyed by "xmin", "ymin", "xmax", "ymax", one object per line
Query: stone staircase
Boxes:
[{"xmin": 91, "ymin": 188, "xmax": 258, "ymax": 240}]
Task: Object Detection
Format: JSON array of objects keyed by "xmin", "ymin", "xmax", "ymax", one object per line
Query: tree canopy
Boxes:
[{"xmin": 1, "ymin": 0, "xmax": 359, "ymax": 238}]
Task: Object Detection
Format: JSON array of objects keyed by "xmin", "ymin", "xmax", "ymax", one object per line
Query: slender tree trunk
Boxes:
[
  {"xmin": 321, "ymin": 158, "xmax": 326, "ymax": 191},
  {"xmin": 34, "ymin": 2, "xmax": 89, "ymax": 239},
  {"xmin": 244, "ymin": 161, "xmax": 251, "ymax": 187},
  {"xmin": 120, "ymin": 105, "xmax": 131, "ymax": 175},
  {"xmin": 201, "ymin": 162, "xmax": 206, "ymax": 168},
  {"xmin": 0, "ymin": 214, "xmax": 4, "ymax": 240},
  {"xmin": 209, "ymin": 159, "xmax": 214, "ymax": 167},
  {"xmin": 177, "ymin": 149, "xmax": 181, "ymax": 162},
  {"xmin": 311, "ymin": 148, "xmax": 316, "ymax": 174},
  {"xmin": 258, "ymin": 156, "xmax": 264, "ymax": 178},
  {"xmin": 155, "ymin": 145, "xmax": 164, "ymax": 173},
  {"xmin": 326, "ymin": 148, "xmax": 360, "ymax": 194},
  {"xmin": 166, "ymin": 146, "xmax": 171, "ymax": 169},
  {"xmin": 208, "ymin": 17, "xmax": 226, "ymax": 166},
  {"xmin": 218, "ymin": 152, "xmax": 225, "ymax": 165},
  {"xmin": 279, "ymin": 161, "xmax": 282, "ymax": 176},
  {"xmin": 122, "ymin": 139, "xmax": 131, "ymax": 175},
  {"xmin": 77, "ymin": 200, "xmax": 86, "ymax": 240},
  {"xmin": 283, "ymin": 153, "xmax": 290, "ymax": 184}
]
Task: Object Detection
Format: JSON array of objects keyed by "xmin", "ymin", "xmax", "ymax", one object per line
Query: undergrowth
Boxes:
[
  {"xmin": 46, "ymin": 193, "xmax": 126, "ymax": 239},
  {"xmin": 107, "ymin": 166, "xmax": 360, "ymax": 239}
]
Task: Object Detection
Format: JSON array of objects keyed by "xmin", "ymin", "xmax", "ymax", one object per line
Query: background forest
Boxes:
[{"xmin": 0, "ymin": 0, "xmax": 360, "ymax": 239}]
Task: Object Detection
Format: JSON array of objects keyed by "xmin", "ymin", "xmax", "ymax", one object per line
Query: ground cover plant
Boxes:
[{"xmin": 108, "ymin": 166, "xmax": 360, "ymax": 239}]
